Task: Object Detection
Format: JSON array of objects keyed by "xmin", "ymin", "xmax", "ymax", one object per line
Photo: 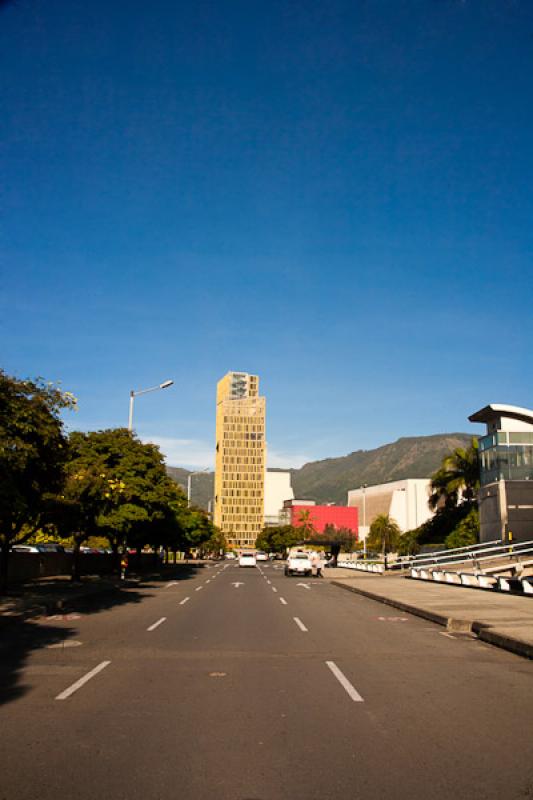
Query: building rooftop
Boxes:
[{"xmin": 469, "ymin": 404, "xmax": 533, "ymax": 426}]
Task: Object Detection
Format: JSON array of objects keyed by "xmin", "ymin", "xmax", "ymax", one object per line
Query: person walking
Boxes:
[{"xmin": 311, "ymin": 551, "xmax": 323, "ymax": 578}]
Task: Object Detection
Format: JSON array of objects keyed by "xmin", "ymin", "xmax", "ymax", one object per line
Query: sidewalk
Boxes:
[
  {"xmin": 326, "ymin": 567, "xmax": 533, "ymax": 660},
  {"xmin": 0, "ymin": 562, "xmax": 209, "ymax": 620},
  {"xmin": 0, "ymin": 575, "xmax": 124, "ymax": 619}
]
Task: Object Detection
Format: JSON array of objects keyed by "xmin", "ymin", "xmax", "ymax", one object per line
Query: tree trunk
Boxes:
[
  {"xmin": 111, "ymin": 540, "xmax": 120, "ymax": 574},
  {"xmin": 71, "ymin": 539, "xmax": 82, "ymax": 582},
  {"xmin": 0, "ymin": 542, "xmax": 10, "ymax": 595}
]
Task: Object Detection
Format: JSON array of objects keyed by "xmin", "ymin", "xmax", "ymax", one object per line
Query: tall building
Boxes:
[
  {"xmin": 214, "ymin": 372, "xmax": 266, "ymax": 548},
  {"xmin": 469, "ymin": 403, "xmax": 533, "ymax": 543}
]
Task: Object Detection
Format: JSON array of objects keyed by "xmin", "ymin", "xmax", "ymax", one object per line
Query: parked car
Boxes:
[
  {"xmin": 239, "ymin": 552, "xmax": 257, "ymax": 568},
  {"xmin": 255, "ymin": 551, "xmax": 268, "ymax": 562},
  {"xmin": 36, "ymin": 543, "xmax": 65, "ymax": 553},
  {"xmin": 12, "ymin": 545, "xmax": 40, "ymax": 553},
  {"xmin": 225, "ymin": 552, "xmax": 237, "ymax": 559}
]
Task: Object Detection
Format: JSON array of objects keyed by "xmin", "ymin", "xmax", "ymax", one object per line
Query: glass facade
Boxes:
[{"xmin": 479, "ymin": 433, "xmax": 533, "ymax": 485}]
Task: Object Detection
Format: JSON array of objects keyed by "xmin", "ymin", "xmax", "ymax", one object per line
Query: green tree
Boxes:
[
  {"xmin": 200, "ymin": 526, "xmax": 227, "ymax": 558},
  {"xmin": 367, "ymin": 514, "xmax": 401, "ymax": 558},
  {"xmin": 429, "ymin": 438, "xmax": 480, "ymax": 510},
  {"xmin": 396, "ymin": 529, "xmax": 421, "ymax": 556},
  {"xmin": 0, "ymin": 370, "xmax": 76, "ymax": 592},
  {"xmin": 317, "ymin": 524, "xmax": 357, "ymax": 554},
  {"xmin": 420, "ymin": 438, "xmax": 481, "ymax": 548},
  {"xmin": 296, "ymin": 509, "xmax": 316, "ymax": 541},
  {"xmin": 255, "ymin": 525, "xmax": 300, "ymax": 554},
  {"xmin": 444, "ymin": 507, "xmax": 480, "ymax": 550},
  {"xmin": 63, "ymin": 429, "xmax": 195, "ymax": 576}
]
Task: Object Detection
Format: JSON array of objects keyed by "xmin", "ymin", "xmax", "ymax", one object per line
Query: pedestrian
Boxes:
[
  {"xmin": 311, "ymin": 551, "xmax": 323, "ymax": 578},
  {"xmin": 120, "ymin": 552, "xmax": 128, "ymax": 581}
]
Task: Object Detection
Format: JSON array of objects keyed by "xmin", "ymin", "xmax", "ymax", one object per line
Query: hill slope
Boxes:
[
  {"xmin": 166, "ymin": 433, "xmax": 474, "ymax": 510},
  {"xmin": 289, "ymin": 433, "xmax": 473, "ymax": 504},
  {"xmin": 165, "ymin": 467, "xmax": 214, "ymax": 511}
]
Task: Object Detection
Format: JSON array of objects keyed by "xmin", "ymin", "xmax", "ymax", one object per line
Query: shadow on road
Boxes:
[
  {"xmin": 0, "ymin": 617, "xmax": 75, "ymax": 706},
  {"xmin": 0, "ymin": 563, "xmax": 216, "ymax": 708}
]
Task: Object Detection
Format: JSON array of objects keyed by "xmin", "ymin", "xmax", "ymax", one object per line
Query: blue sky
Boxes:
[{"xmin": 2, "ymin": 0, "xmax": 532, "ymax": 469}]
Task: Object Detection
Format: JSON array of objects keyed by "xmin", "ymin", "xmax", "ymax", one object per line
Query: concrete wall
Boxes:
[
  {"xmin": 479, "ymin": 480, "xmax": 533, "ymax": 543},
  {"xmin": 347, "ymin": 479, "xmax": 433, "ymax": 532}
]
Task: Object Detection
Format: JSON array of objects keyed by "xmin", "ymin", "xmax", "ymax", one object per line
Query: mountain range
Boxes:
[{"xmin": 166, "ymin": 432, "xmax": 473, "ymax": 511}]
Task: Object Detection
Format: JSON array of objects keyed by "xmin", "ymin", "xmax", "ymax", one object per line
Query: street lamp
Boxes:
[
  {"xmin": 187, "ymin": 468, "xmax": 210, "ymax": 507},
  {"xmin": 128, "ymin": 380, "xmax": 174, "ymax": 431},
  {"xmin": 361, "ymin": 484, "xmax": 367, "ymax": 559}
]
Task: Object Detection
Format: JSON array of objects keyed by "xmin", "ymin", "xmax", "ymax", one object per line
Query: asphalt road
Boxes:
[{"xmin": 2, "ymin": 561, "xmax": 533, "ymax": 800}]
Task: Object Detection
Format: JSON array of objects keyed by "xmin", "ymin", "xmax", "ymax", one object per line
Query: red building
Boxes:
[{"xmin": 286, "ymin": 502, "xmax": 358, "ymax": 540}]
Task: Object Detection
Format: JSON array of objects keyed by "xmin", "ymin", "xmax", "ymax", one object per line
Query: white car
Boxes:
[
  {"xmin": 255, "ymin": 551, "xmax": 268, "ymax": 562},
  {"xmin": 285, "ymin": 552, "xmax": 312, "ymax": 577},
  {"xmin": 239, "ymin": 552, "xmax": 257, "ymax": 568},
  {"xmin": 224, "ymin": 552, "xmax": 237, "ymax": 559}
]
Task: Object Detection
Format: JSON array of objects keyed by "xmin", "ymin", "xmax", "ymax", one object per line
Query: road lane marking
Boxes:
[
  {"xmin": 206, "ymin": 579, "xmax": 211, "ymax": 584},
  {"xmin": 293, "ymin": 617, "xmax": 308, "ymax": 632},
  {"xmin": 271, "ymin": 586, "xmax": 278, "ymax": 593},
  {"xmin": 165, "ymin": 581, "xmax": 178, "ymax": 588},
  {"xmin": 267, "ymin": 580, "xmax": 271, "ymax": 584},
  {"xmin": 179, "ymin": 597, "xmax": 190, "ymax": 605},
  {"xmin": 147, "ymin": 617, "xmax": 167, "ymax": 631},
  {"xmin": 195, "ymin": 586, "xmax": 203, "ymax": 591},
  {"xmin": 55, "ymin": 661, "xmax": 111, "ymax": 700},
  {"xmin": 440, "ymin": 632, "xmax": 456, "ymax": 639},
  {"xmin": 297, "ymin": 583, "xmax": 311, "ymax": 590},
  {"xmin": 279, "ymin": 597, "xmax": 287, "ymax": 605},
  {"xmin": 326, "ymin": 661, "xmax": 364, "ymax": 703},
  {"xmin": 231, "ymin": 582, "xmax": 244, "ymax": 588}
]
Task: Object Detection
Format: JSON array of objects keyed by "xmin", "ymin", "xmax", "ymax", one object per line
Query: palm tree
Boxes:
[
  {"xmin": 297, "ymin": 509, "xmax": 316, "ymax": 541},
  {"xmin": 367, "ymin": 514, "xmax": 401, "ymax": 557},
  {"xmin": 429, "ymin": 438, "xmax": 480, "ymax": 510}
]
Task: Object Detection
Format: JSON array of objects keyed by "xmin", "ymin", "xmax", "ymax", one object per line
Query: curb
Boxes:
[{"xmin": 331, "ymin": 580, "xmax": 533, "ymax": 660}]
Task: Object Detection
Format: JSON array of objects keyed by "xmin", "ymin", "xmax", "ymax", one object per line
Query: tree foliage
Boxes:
[
  {"xmin": 429, "ymin": 438, "xmax": 479, "ymax": 510},
  {"xmin": 410, "ymin": 438, "xmax": 481, "ymax": 548},
  {"xmin": 0, "ymin": 370, "xmax": 76, "ymax": 590},
  {"xmin": 367, "ymin": 514, "xmax": 401, "ymax": 555},
  {"xmin": 64, "ymin": 428, "xmax": 207, "ymax": 559},
  {"xmin": 255, "ymin": 525, "xmax": 301, "ymax": 554},
  {"xmin": 444, "ymin": 507, "xmax": 479, "ymax": 550}
]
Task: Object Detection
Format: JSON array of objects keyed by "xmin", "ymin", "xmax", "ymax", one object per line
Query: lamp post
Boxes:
[
  {"xmin": 362, "ymin": 484, "xmax": 367, "ymax": 559},
  {"xmin": 187, "ymin": 468, "xmax": 210, "ymax": 507},
  {"xmin": 128, "ymin": 380, "xmax": 174, "ymax": 432}
]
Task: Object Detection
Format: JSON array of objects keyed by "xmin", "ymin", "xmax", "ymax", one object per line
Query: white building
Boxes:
[
  {"xmin": 264, "ymin": 470, "xmax": 294, "ymax": 527},
  {"xmin": 347, "ymin": 479, "xmax": 433, "ymax": 539}
]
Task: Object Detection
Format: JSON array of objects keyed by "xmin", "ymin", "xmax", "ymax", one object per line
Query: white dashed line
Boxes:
[
  {"xmin": 267, "ymin": 580, "xmax": 271, "ymax": 584},
  {"xmin": 179, "ymin": 597, "xmax": 190, "ymax": 605},
  {"xmin": 326, "ymin": 661, "xmax": 364, "ymax": 703},
  {"xmin": 279, "ymin": 597, "xmax": 287, "ymax": 605},
  {"xmin": 147, "ymin": 617, "xmax": 167, "ymax": 632},
  {"xmin": 272, "ymin": 587, "xmax": 278, "ymax": 593},
  {"xmin": 55, "ymin": 661, "xmax": 111, "ymax": 700},
  {"xmin": 293, "ymin": 617, "xmax": 308, "ymax": 632},
  {"xmin": 206, "ymin": 579, "xmax": 211, "ymax": 584},
  {"xmin": 195, "ymin": 586, "xmax": 203, "ymax": 591}
]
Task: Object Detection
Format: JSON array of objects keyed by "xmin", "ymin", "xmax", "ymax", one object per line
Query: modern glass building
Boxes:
[
  {"xmin": 469, "ymin": 404, "xmax": 533, "ymax": 542},
  {"xmin": 478, "ymin": 430, "xmax": 533, "ymax": 485}
]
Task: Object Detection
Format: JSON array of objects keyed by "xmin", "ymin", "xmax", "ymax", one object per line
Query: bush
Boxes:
[{"xmin": 444, "ymin": 508, "xmax": 479, "ymax": 550}]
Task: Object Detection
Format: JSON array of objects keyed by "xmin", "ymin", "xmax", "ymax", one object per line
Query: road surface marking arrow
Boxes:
[{"xmin": 231, "ymin": 582, "xmax": 244, "ymax": 588}]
